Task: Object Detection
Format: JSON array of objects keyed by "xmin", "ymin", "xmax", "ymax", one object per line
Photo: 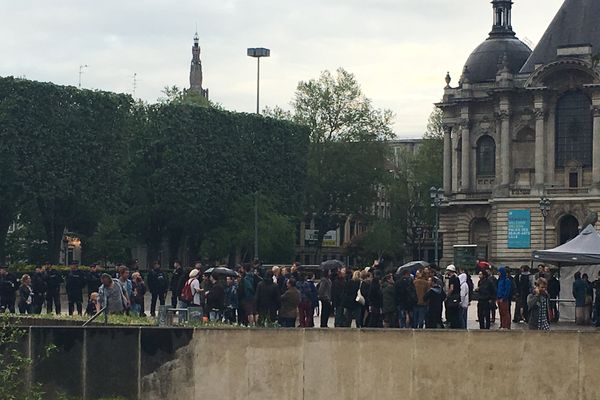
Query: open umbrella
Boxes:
[
  {"xmin": 395, "ymin": 260, "xmax": 430, "ymax": 276},
  {"xmin": 205, "ymin": 266, "xmax": 238, "ymax": 277},
  {"xmin": 320, "ymin": 259, "xmax": 344, "ymax": 270}
]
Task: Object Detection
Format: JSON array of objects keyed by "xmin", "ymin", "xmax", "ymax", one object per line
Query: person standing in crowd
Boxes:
[
  {"xmin": 382, "ymin": 273, "xmax": 398, "ymax": 328},
  {"xmin": 332, "ymin": 268, "xmax": 346, "ymax": 327},
  {"xmin": 206, "ymin": 274, "xmax": 225, "ymax": 322},
  {"xmin": 66, "ymin": 262, "xmax": 86, "ymax": 315},
  {"xmin": 548, "ymin": 270, "xmax": 561, "ymax": 322},
  {"xmin": 367, "ymin": 270, "xmax": 383, "ymax": 328},
  {"xmin": 413, "ymin": 270, "xmax": 429, "ymax": 329},
  {"xmin": 343, "ymin": 270, "xmax": 363, "ymax": 328},
  {"xmin": 445, "ymin": 265, "xmax": 461, "ymax": 329},
  {"xmin": 424, "ymin": 277, "xmax": 446, "ymax": 329},
  {"xmin": 43, "ymin": 265, "xmax": 63, "ymax": 314},
  {"xmin": 97, "ymin": 273, "xmax": 127, "ymax": 315},
  {"xmin": 358, "ymin": 269, "xmax": 372, "ymax": 326},
  {"xmin": 308, "ymin": 273, "xmax": 319, "ymax": 322},
  {"xmin": 593, "ymin": 271, "xmax": 600, "ymax": 327},
  {"xmin": 170, "ymin": 261, "xmax": 184, "ymax": 308},
  {"xmin": 496, "ymin": 266, "xmax": 512, "ymax": 330},
  {"xmin": 86, "ymin": 264, "xmax": 102, "ymax": 299},
  {"xmin": 279, "ymin": 278, "xmax": 301, "ymax": 327},
  {"xmin": 519, "ymin": 265, "xmax": 533, "ymax": 323},
  {"xmin": 255, "ymin": 271, "xmax": 280, "ymax": 325},
  {"xmin": 459, "ymin": 271, "xmax": 470, "ymax": 329},
  {"xmin": 583, "ymin": 273, "xmax": 594, "ymax": 322},
  {"xmin": 512, "ymin": 268, "xmax": 522, "ymax": 323},
  {"xmin": 224, "ymin": 276, "xmax": 238, "ymax": 324},
  {"xmin": 238, "ymin": 264, "xmax": 260, "ymax": 326},
  {"xmin": 396, "ymin": 269, "xmax": 416, "ymax": 328},
  {"xmin": 86, "ymin": 293, "xmax": 99, "ymax": 316},
  {"xmin": 573, "ymin": 271, "xmax": 588, "ymax": 325},
  {"xmin": 489, "ymin": 268, "xmax": 499, "ymax": 324},
  {"xmin": 147, "ymin": 261, "xmax": 168, "ymax": 317},
  {"xmin": 527, "ymin": 278, "xmax": 551, "ymax": 331},
  {"xmin": 117, "ymin": 266, "xmax": 132, "ymax": 314},
  {"xmin": 317, "ymin": 270, "xmax": 332, "ymax": 328},
  {"xmin": 31, "ymin": 265, "xmax": 46, "ymax": 314},
  {"xmin": 297, "ymin": 273, "xmax": 315, "ymax": 327},
  {"xmin": 18, "ymin": 274, "xmax": 34, "ymax": 314},
  {"xmin": 272, "ymin": 266, "xmax": 287, "ymax": 294},
  {"xmin": 476, "ymin": 269, "xmax": 496, "ymax": 330},
  {"xmin": 131, "ymin": 272, "xmax": 146, "ymax": 316}
]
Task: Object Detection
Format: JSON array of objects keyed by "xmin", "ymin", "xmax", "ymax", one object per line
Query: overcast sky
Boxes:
[{"xmin": 0, "ymin": 0, "xmax": 565, "ymax": 137}]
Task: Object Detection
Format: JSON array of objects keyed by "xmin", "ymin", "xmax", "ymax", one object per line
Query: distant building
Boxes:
[
  {"xmin": 189, "ymin": 32, "xmax": 209, "ymax": 99},
  {"xmin": 438, "ymin": 0, "xmax": 600, "ymax": 266}
]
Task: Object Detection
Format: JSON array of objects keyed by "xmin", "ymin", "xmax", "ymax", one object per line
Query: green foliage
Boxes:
[{"xmin": 159, "ymin": 85, "xmax": 212, "ymax": 108}]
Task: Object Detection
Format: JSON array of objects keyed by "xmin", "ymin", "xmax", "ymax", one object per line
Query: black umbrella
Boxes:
[
  {"xmin": 320, "ymin": 259, "xmax": 344, "ymax": 270},
  {"xmin": 395, "ymin": 260, "xmax": 430, "ymax": 276},
  {"xmin": 205, "ymin": 266, "xmax": 238, "ymax": 277}
]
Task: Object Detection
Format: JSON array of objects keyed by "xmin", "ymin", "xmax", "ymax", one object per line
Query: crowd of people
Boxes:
[{"xmin": 1, "ymin": 259, "xmax": 599, "ymax": 331}]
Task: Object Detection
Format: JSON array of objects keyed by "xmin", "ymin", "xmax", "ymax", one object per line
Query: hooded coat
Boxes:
[
  {"xmin": 496, "ymin": 267, "xmax": 512, "ymax": 301},
  {"xmin": 459, "ymin": 273, "xmax": 469, "ymax": 308}
]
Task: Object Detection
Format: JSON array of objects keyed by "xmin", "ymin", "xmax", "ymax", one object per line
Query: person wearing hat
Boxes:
[
  {"xmin": 445, "ymin": 265, "xmax": 461, "ymax": 329},
  {"xmin": 0, "ymin": 265, "xmax": 18, "ymax": 313}
]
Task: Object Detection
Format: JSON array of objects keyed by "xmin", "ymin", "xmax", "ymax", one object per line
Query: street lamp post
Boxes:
[
  {"xmin": 539, "ymin": 197, "xmax": 551, "ymax": 249},
  {"xmin": 247, "ymin": 48, "xmax": 270, "ymax": 114},
  {"xmin": 429, "ymin": 187, "xmax": 444, "ymax": 266},
  {"xmin": 78, "ymin": 64, "xmax": 89, "ymax": 89},
  {"xmin": 247, "ymin": 48, "xmax": 270, "ymax": 261}
]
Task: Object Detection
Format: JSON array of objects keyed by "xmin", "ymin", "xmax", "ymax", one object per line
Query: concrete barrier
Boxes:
[{"xmin": 21, "ymin": 327, "xmax": 600, "ymax": 400}]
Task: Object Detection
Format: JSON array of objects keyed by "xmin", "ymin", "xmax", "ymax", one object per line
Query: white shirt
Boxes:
[{"xmin": 190, "ymin": 278, "xmax": 201, "ymax": 305}]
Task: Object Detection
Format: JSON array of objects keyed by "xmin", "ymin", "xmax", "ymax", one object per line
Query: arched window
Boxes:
[
  {"xmin": 476, "ymin": 135, "xmax": 496, "ymax": 177},
  {"xmin": 558, "ymin": 214, "xmax": 579, "ymax": 245},
  {"xmin": 555, "ymin": 91, "xmax": 592, "ymax": 168}
]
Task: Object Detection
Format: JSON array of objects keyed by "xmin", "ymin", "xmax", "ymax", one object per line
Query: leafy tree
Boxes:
[
  {"xmin": 158, "ymin": 85, "xmax": 212, "ymax": 108},
  {"xmin": 269, "ymin": 68, "xmax": 395, "ymax": 259}
]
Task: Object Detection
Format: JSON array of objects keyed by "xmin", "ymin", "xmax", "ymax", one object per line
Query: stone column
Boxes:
[
  {"xmin": 499, "ymin": 110, "xmax": 511, "ymax": 186},
  {"xmin": 534, "ymin": 105, "xmax": 546, "ymax": 191},
  {"xmin": 593, "ymin": 105, "xmax": 600, "ymax": 189},
  {"xmin": 443, "ymin": 125, "xmax": 452, "ymax": 194},
  {"xmin": 460, "ymin": 118, "xmax": 471, "ymax": 192},
  {"xmin": 452, "ymin": 133, "xmax": 459, "ymax": 192}
]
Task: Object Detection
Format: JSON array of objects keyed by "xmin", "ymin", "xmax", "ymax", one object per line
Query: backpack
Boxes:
[{"xmin": 181, "ymin": 278, "xmax": 194, "ymax": 303}]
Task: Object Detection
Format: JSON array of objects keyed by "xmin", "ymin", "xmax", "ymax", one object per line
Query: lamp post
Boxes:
[
  {"xmin": 247, "ymin": 48, "xmax": 270, "ymax": 261},
  {"xmin": 539, "ymin": 197, "xmax": 551, "ymax": 249},
  {"xmin": 78, "ymin": 64, "xmax": 89, "ymax": 89},
  {"xmin": 247, "ymin": 48, "xmax": 270, "ymax": 114},
  {"xmin": 429, "ymin": 186, "xmax": 444, "ymax": 266}
]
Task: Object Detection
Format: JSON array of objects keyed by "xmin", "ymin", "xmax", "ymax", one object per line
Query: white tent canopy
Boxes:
[{"xmin": 532, "ymin": 224, "xmax": 600, "ymax": 265}]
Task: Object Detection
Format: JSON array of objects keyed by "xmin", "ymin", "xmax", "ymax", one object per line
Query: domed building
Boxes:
[{"xmin": 437, "ymin": 0, "xmax": 600, "ymax": 267}]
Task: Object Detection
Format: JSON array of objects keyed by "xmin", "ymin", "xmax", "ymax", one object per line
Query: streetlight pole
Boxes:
[
  {"xmin": 430, "ymin": 187, "xmax": 444, "ymax": 266},
  {"xmin": 78, "ymin": 64, "xmax": 89, "ymax": 89},
  {"xmin": 247, "ymin": 48, "xmax": 270, "ymax": 261},
  {"xmin": 539, "ymin": 197, "xmax": 551, "ymax": 249}
]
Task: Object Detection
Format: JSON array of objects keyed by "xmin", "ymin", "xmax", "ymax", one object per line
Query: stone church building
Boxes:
[{"xmin": 438, "ymin": 0, "xmax": 600, "ymax": 266}]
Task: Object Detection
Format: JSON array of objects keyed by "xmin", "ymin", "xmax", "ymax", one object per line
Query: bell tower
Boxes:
[
  {"xmin": 189, "ymin": 31, "xmax": 209, "ymax": 99},
  {"xmin": 490, "ymin": 0, "xmax": 515, "ymax": 37}
]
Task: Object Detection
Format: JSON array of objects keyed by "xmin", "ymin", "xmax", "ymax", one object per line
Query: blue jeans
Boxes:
[
  {"xmin": 412, "ymin": 305, "xmax": 427, "ymax": 329},
  {"xmin": 399, "ymin": 308, "xmax": 412, "ymax": 328},
  {"xmin": 461, "ymin": 307, "xmax": 468, "ymax": 329}
]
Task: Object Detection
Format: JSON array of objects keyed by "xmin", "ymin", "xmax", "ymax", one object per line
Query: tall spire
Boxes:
[
  {"xmin": 489, "ymin": 0, "xmax": 515, "ymax": 37},
  {"xmin": 189, "ymin": 31, "xmax": 209, "ymax": 99}
]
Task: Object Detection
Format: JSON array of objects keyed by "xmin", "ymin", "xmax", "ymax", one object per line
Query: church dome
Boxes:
[{"xmin": 463, "ymin": 37, "xmax": 532, "ymax": 83}]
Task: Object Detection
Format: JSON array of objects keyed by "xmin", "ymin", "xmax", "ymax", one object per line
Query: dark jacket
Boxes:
[
  {"xmin": 331, "ymin": 277, "xmax": 344, "ymax": 307},
  {"xmin": 519, "ymin": 273, "xmax": 533, "ymax": 302},
  {"xmin": 478, "ymin": 277, "xmax": 497, "ymax": 302},
  {"xmin": 342, "ymin": 279, "xmax": 361, "ymax": 309},
  {"xmin": 44, "ymin": 269, "xmax": 63, "ymax": 293},
  {"xmin": 368, "ymin": 279, "xmax": 383, "ymax": 309},
  {"xmin": 86, "ymin": 270, "xmax": 102, "ymax": 295},
  {"xmin": 132, "ymin": 281, "xmax": 146, "ymax": 305},
  {"xmin": 424, "ymin": 285, "xmax": 446, "ymax": 328},
  {"xmin": 280, "ymin": 287, "xmax": 301, "ymax": 318},
  {"xmin": 18, "ymin": 285, "xmax": 33, "ymax": 311},
  {"xmin": 382, "ymin": 281, "xmax": 397, "ymax": 314},
  {"xmin": 317, "ymin": 277, "xmax": 332, "ymax": 302},
  {"xmin": 573, "ymin": 278, "xmax": 587, "ymax": 307},
  {"xmin": 548, "ymin": 276, "xmax": 560, "ymax": 298},
  {"xmin": 147, "ymin": 268, "xmax": 168, "ymax": 294},
  {"xmin": 395, "ymin": 276, "xmax": 417, "ymax": 310},
  {"xmin": 206, "ymin": 281, "xmax": 225, "ymax": 311},
  {"xmin": 31, "ymin": 272, "xmax": 46, "ymax": 301},
  {"xmin": 66, "ymin": 269, "xmax": 86, "ymax": 300},
  {"xmin": 170, "ymin": 267, "xmax": 184, "ymax": 293},
  {"xmin": 256, "ymin": 280, "xmax": 281, "ymax": 313}
]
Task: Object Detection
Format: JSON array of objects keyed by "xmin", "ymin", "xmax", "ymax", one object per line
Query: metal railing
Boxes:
[{"xmin": 82, "ymin": 306, "xmax": 107, "ymax": 327}]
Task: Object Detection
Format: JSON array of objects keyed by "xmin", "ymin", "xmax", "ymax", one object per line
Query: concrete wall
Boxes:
[{"xmin": 23, "ymin": 327, "xmax": 600, "ymax": 400}]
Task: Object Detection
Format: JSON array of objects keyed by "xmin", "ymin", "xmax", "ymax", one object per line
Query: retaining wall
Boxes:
[{"xmin": 21, "ymin": 327, "xmax": 600, "ymax": 400}]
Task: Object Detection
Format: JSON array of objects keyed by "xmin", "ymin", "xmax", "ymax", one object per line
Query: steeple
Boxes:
[
  {"xmin": 190, "ymin": 31, "xmax": 209, "ymax": 99},
  {"xmin": 489, "ymin": 0, "xmax": 515, "ymax": 37}
]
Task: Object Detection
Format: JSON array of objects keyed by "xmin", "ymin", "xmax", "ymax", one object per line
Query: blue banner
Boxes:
[{"xmin": 508, "ymin": 210, "xmax": 531, "ymax": 249}]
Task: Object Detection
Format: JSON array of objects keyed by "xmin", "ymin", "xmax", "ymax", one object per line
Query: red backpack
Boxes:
[{"xmin": 180, "ymin": 278, "xmax": 194, "ymax": 303}]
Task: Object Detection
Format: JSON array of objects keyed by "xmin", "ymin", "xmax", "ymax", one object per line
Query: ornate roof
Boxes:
[{"xmin": 521, "ymin": 0, "xmax": 600, "ymax": 73}]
